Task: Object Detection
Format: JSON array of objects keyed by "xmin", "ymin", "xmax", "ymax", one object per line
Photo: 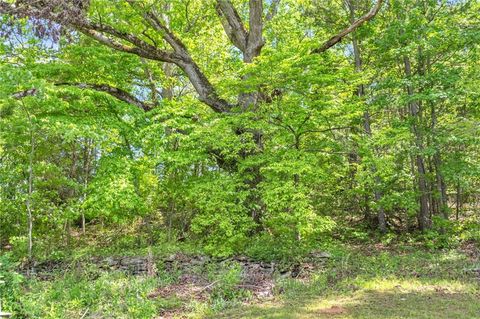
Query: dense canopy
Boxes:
[
  {"xmin": 0, "ymin": 0, "xmax": 479, "ymax": 257},
  {"xmin": 1, "ymin": 0, "xmax": 480, "ymax": 318}
]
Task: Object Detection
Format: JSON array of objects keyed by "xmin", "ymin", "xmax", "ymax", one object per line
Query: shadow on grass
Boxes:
[{"xmin": 217, "ymin": 285, "xmax": 480, "ymax": 319}]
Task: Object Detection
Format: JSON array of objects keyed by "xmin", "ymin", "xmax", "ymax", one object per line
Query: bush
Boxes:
[
  {"xmin": 419, "ymin": 217, "xmax": 461, "ymax": 250},
  {"xmin": 206, "ymin": 261, "xmax": 250, "ymax": 311},
  {"xmin": 0, "ymin": 254, "xmax": 23, "ymax": 315}
]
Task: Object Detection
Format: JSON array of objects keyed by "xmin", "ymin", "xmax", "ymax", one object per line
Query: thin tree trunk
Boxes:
[
  {"xmin": 349, "ymin": 0, "xmax": 386, "ymax": 233},
  {"xmin": 430, "ymin": 104, "xmax": 448, "ymax": 219},
  {"xmin": 403, "ymin": 56, "xmax": 430, "ymax": 231},
  {"xmin": 363, "ymin": 109, "xmax": 387, "ymax": 233},
  {"xmin": 19, "ymin": 100, "xmax": 35, "ymax": 265},
  {"xmin": 456, "ymin": 181, "xmax": 462, "ymax": 221},
  {"xmin": 66, "ymin": 143, "xmax": 77, "ymax": 245},
  {"xmin": 81, "ymin": 139, "xmax": 92, "ymax": 234},
  {"xmin": 141, "ymin": 58, "xmax": 160, "ymax": 105},
  {"xmin": 434, "ymin": 153, "xmax": 448, "ymax": 219},
  {"xmin": 427, "ymin": 157, "xmax": 437, "ymax": 217},
  {"xmin": 26, "ymin": 118, "xmax": 34, "ymax": 261}
]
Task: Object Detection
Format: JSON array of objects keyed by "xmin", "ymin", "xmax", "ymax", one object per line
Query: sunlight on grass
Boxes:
[
  {"xmin": 218, "ymin": 278, "xmax": 480, "ymax": 319},
  {"xmin": 355, "ymin": 278, "xmax": 471, "ymax": 292}
]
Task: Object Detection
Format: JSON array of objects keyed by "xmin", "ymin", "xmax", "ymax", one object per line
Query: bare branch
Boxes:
[
  {"xmin": 215, "ymin": 0, "xmax": 265, "ymax": 62},
  {"xmin": 123, "ymin": 1, "xmax": 233, "ymax": 113},
  {"xmin": 215, "ymin": 0, "xmax": 248, "ymax": 52},
  {"xmin": 1, "ymin": 0, "xmax": 233, "ymax": 113},
  {"xmin": 78, "ymin": 21, "xmax": 179, "ymax": 62},
  {"xmin": 312, "ymin": 0, "xmax": 384, "ymax": 54},
  {"xmin": 126, "ymin": 1, "xmax": 188, "ymax": 54},
  {"xmin": 11, "ymin": 89, "xmax": 38, "ymax": 99},
  {"xmin": 75, "ymin": 26, "xmax": 178, "ymax": 63},
  {"xmin": 0, "ymin": 1, "xmax": 178, "ymax": 63}
]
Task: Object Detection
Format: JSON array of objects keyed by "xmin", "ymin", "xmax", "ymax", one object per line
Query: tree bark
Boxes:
[
  {"xmin": 456, "ymin": 181, "xmax": 462, "ymax": 221},
  {"xmin": 81, "ymin": 139, "xmax": 92, "ymax": 235},
  {"xmin": 26, "ymin": 115, "xmax": 34, "ymax": 261},
  {"xmin": 430, "ymin": 104, "xmax": 448, "ymax": 219},
  {"xmin": 349, "ymin": 0, "xmax": 386, "ymax": 233},
  {"xmin": 313, "ymin": 0, "xmax": 384, "ymax": 54},
  {"xmin": 403, "ymin": 56, "xmax": 430, "ymax": 231}
]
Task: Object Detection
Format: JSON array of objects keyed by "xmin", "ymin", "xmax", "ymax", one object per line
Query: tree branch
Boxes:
[
  {"xmin": 245, "ymin": 0, "xmax": 265, "ymax": 62},
  {"xmin": 215, "ymin": 0, "xmax": 248, "ymax": 52},
  {"xmin": 11, "ymin": 89, "xmax": 38, "ymax": 99},
  {"xmin": 215, "ymin": 0, "xmax": 264, "ymax": 62},
  {"xmin": 312, "ymin": 0, "xmax": 384, "ymax": 54},
  {"xmin": 75, "ymin": 26, "xmax": 179, "ymax": 63},
  {"xmin": 124, "ymin": 1, "xmax": 233, "ymax": 113},
  {"xmin": 76, "ymin": 21, "xmax": 179, "ymax": 63},
  {"xmin": 1, "ymin": 0, "xmax": 233, "ymax": 113},
  {"xmin": 11, "ymin": 83, "xmax": 153, "ymax": 111},
  {"xmin": 55, "ymin": 82, "xmax": 153, "ymax": 111}
]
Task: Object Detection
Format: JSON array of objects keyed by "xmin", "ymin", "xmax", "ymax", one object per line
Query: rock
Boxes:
[
  {"xmin": 165, "ymin": 254, "xmax": 177, "ymax": 262},
  {"xmin": 103, "ymin": 257, "xmax": 117, "ymax": 267},
  {"xmin": 309, "ymin": 251, "xmax": 331, "ymax": 259}
]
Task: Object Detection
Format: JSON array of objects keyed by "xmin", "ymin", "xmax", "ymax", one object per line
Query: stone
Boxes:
[{"xmin": 309, "ymin": 251, "xmax": 331, "ymax": 258}]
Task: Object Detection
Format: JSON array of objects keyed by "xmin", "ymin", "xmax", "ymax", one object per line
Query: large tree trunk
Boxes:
[{"xmin": 216, "ymin": 0, "xmax": 266, "ymax": 225}]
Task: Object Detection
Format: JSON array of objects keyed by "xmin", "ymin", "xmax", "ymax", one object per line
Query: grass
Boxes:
[
  {"xmin": 218, "ymin": 278, "xmax": 479, "ymax": 318},
  {"xmin": 3, "ymin": 243, "xmax": 479, "ymax": 318},
  {"xmin": 15, "ymin": 271, "xmax": 164, "ymax": 318},
  {"xmin": 217, "ymin": 247, "xmax": 480, "ymax": 319}
]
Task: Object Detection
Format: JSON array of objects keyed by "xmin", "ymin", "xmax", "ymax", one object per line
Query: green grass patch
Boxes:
[
  {"xmin": 217, "ymin": 246, "xmax": 480, "ymax": 319},
  {"xmin": 219, "ymin": 278, "xmax": 479, "ymax": 318},
  {"xmin": 2, "ymin": 244, "xmax": 479, "ymax": 318}
]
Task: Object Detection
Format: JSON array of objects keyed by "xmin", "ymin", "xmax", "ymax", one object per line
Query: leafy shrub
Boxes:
[
  {"xmin": 421, "ymin": 217, "xmax": 461, "ymax": 250},
  {"xmin": 459, "ymin": 219, "xmax": 480, "ymax": 243},
  {"xmin": 189, "ymin": 175, "xmax": 255, "ymax": 257},
  {"xmin": 0, "ymin": 254, "xmax": 23, "ymax": 315},
  {"xmin": 205, "ymin": 261, "xmax": 250, "ymax": 311}
]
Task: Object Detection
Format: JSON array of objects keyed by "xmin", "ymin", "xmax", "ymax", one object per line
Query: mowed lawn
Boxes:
[
  {"xmin": 219, "ymin": 279, "xmax": 479, "ymax": 318},
  {"xmin": 217, "ymin": 248, "xmax": 480, "ymax": 319}
]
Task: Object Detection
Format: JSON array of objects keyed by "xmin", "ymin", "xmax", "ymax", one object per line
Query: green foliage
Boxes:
[
  {"xmin": 0, "ymin": 2, "xmax": 479, "ymax": 318},
  {"xmin": 207, "ymin": 261, "xmax": 250, "ymax": 308},
  {"xmin": 221, "ymin": 248, "xmax": 480, "ymax": 319},
  {"xmin": 420, "ymin": 217, "xmax": 461, "ymax": 250},
  {"xmin": 84, "ymin": 156, "xmax": 147, "ymax": 222},
  {"xmin": 0, "ymin": 254, "xmax": 23, "ymax": 314},
  {"xmin": 459, "ymin": 219, "xmax": 480, "ymax": 243},
  {"xmin": 17, "ymin": 271, "xmax": 161, "ymax": 319},
  {"xmin": 0, "ymin": 0, "xmax": 479, "ymax": 264},
  {"xmin": 189, "ymin": 176, "xmax": 255, "ymax": 256}
]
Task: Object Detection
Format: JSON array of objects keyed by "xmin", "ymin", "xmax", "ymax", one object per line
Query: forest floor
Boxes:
[{"xmin": 5, "ymin": 241, "xmax": 480, "ymax": 318}]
